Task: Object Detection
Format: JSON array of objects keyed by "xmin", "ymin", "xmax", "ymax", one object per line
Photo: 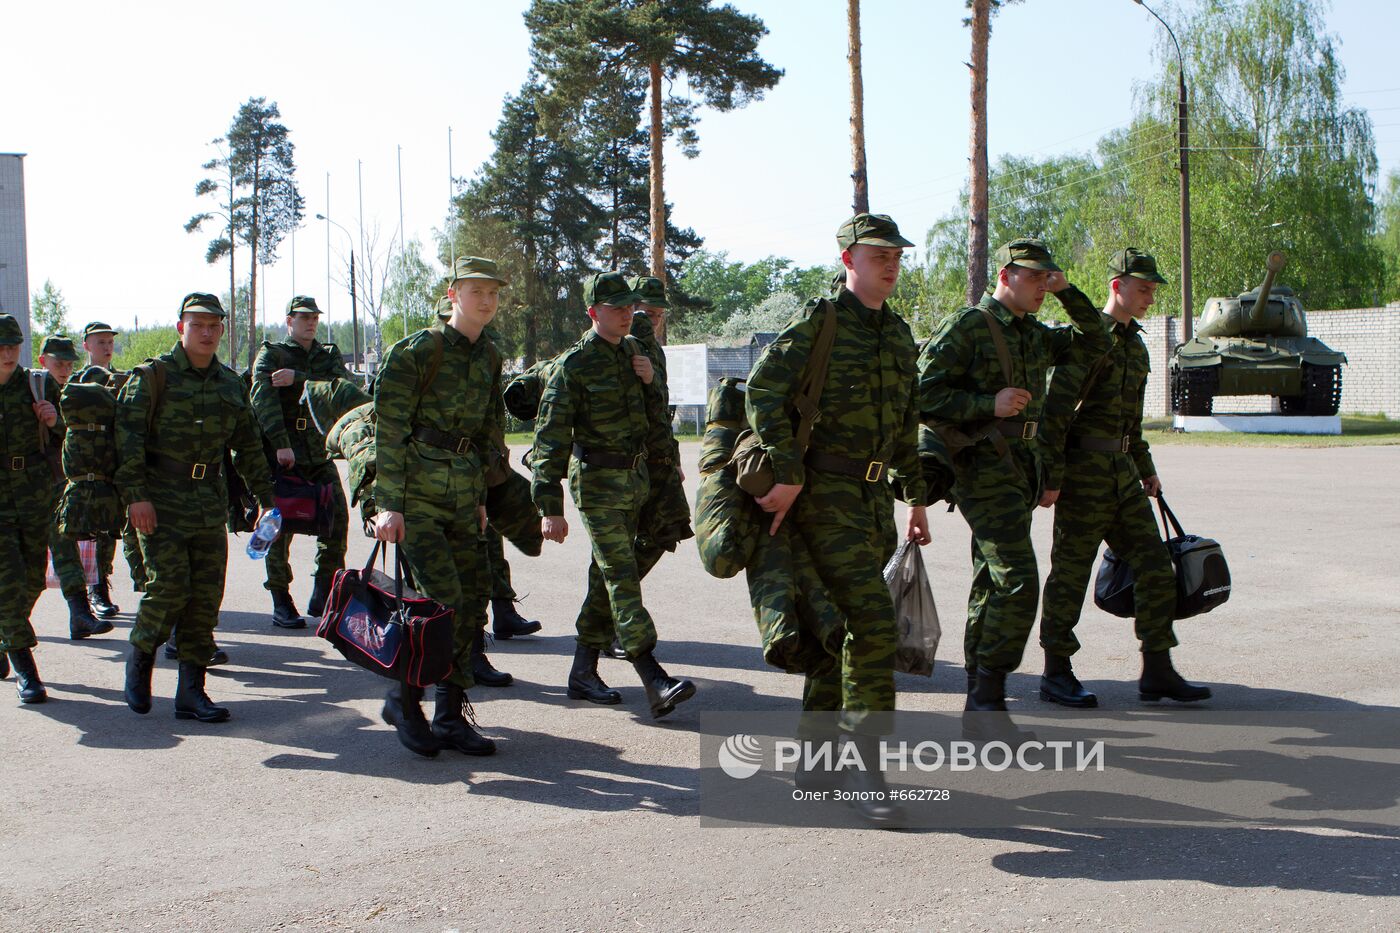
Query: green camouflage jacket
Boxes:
[
  {"xmin": 918, "ymin": 287, "xmax": 1108, "ymax": 499},
  {"xmin": 113, "ymin": 344, "xmax": 273, "ymax": 531},
  {"xmin": 373, "ymin": 322, "xmax": 503, "ymax": 515},
  {"xmin": 1039, "ymin": 311, "xmax": 1156, "ymax": 490},
  {"xmin": 0, "ymin": 366, "xmax": 65, "ymax": 525},
  {"xmin": 746, "ymin": 288, "xmax": 927, "ymax": 504},
  {"xmin": 251, "ymin": 336, "xmax": 351, "ymax": 467},
  {"xmin": 74, "ymin": 364, "xmax": 129, "ymax": 389},
  {"xmin": 530, "ymin": 330, "xmax": 654, "ymax": 517}
]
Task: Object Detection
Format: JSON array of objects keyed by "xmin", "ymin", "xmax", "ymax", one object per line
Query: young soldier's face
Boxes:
[
  {"xmin": 84, "ymin": 334, "xmax": 115, "ymax": 365},
  {"xmin": 844, "ymin": 244, "xmax": 903, "ymax": 303},
  {"xmin": 449, "ymin": 279, "xmax": 501, "ymax": 327},
  {"xmin": 1002, "ymin": 265, "xmax": 1051, "ymax": 314},
  {"xmin": 0, "ymin": 344, "xmax": 19, "ymax": 374},
  {"xmin": 638, "ymin": 303, "xmax": 666, "ymax": 330},
  {"xmin": 1115, "ymin": 277, "xmax": 1159, "ymax": 319},
  {"xmin": 177, "ymin": 313, "xmax": 225, "ymax": 357},
  {"xmin": 287, "ymin": 311, "xmax": 320, "ymax": 343},
  {"xmin": 40, "ymin": 355, "xmax": 74, "ymax": 385},
  {"xmin": 589, "ymin": 303, "xmax": 633, "ymax": 342}
]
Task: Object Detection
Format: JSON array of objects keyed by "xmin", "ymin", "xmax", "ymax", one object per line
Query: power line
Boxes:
[{"xmin": 987, "ymin": 145, "xmax": 1177, "ymax": 212}]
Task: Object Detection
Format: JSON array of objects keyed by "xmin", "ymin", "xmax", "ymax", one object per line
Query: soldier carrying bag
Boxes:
[{"xmin": 1094, "ymin": 495, "xmax": 1231, "ymax": 620}]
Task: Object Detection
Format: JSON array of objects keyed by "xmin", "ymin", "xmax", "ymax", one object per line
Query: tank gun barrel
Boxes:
[{"xmin": 1251, "ymin": 250, "xmax": 1287, "ymax": 324}]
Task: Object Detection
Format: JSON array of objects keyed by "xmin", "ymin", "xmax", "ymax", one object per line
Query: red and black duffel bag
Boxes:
[
  {"xmin": 274, "ymin": 469, "xmax": 338, "ymax": 538},
  {"xmin": 316, "ymin": 542, "xmax": 455, "ymax": 688}
]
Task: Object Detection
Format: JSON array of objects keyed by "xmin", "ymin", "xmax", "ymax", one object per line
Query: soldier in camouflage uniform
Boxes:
[
  {"xmin": 372, "ymin": 257, "xmax": 508, "ymax": 758},
  {"xmin": 115, "ymin": 293, "xmax": 274, "ymax": 722},
  {"xmin": 579, "ymin": 275, "xmax": 693, "ymax": 662},
  {"xmin": 0, "ymin": 314, "xmax": 64, "ymax": 702},
  {"xmin": 919, "ymin": 238, "xmax": 1109, "ymax": 730},
  {"xmin": 39, "ymin": 335, "xmax": 112, "ymax": 639},
  {"xmin": 1037, "ymin": 248, "xmax": 1211, "ymax": 706},
  {"xmin": 76, "ymin": 320, "xmax": 138, "ymax": 610},
  {"xmin": 747, "ymin": 213, "xmax": 929, "ymax": 825},
  {"xmin": 251, "ymin": 296, "xmax": 352, "ymax": 629},
  {"xmin": 532, "ymin": 271, "xmax": 696, "ymax": 719}
]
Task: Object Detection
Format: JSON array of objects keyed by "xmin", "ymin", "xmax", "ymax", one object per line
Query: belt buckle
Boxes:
[
  {"xmin": 1021, "ymin": 421, "xmax": 1038, "ymax": 440},
  {"xmin": 455, "ymin": 437, "xmax": 471, "ymax": 455},
  {"xmin": 295, "ymin": 418, "xmax": 308, "ymax": 432},
  {"xmin": 191, "ymin": 463, "xmax": 207, "ymax": 480},
  {"xmin": 1121, "ymin": 436, "xmax": 1131, "ymax": 454},
  {"xmin": 9, "ymin": 456, "xmax": 23, "ymax": 471},
  {"xmin": 864, "ymin": 460, "xmax": 885, "ymax": 483}
]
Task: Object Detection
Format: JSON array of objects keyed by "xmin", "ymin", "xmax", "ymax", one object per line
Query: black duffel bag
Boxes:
[
  {"xmin": 1094, "ymin": 495, "xmax": 1231, "ymax": 621},
  {"xmin": 316, "ymin": 542, "xmax": 456, "ymax": 687},
  {"xmin": 274, "ymin": 469, "xmax": 338, "ymax": 538}
]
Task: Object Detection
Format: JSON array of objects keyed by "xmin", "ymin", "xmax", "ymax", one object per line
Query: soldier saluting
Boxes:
[{"xmin": 1036, "ymin": 248, "xmax": 1211, "ymax": 706}]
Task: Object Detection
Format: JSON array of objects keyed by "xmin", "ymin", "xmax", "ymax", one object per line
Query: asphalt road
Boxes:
[{"xmin": 2, "ymin": 443, "xmax": 1397, "ymax": 931}]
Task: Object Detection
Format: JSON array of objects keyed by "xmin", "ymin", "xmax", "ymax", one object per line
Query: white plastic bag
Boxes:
[{"xmin": 883, "ymin": 538, "xmax": 940, "ymax": 676}]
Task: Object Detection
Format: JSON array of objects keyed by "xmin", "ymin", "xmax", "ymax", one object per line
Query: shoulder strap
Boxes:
[
  {"xmin": 1073, "ymin": 350, "xmax": 1113, "ymax": 411},
  {"xmin": 792, "ymin": 299, "xmax": 838, "ymax": 451},
  {"xmin": 418, "ymin": 327, "xmax": 446, "ymax": 397},
  {"xmin": 133, "ymin": 359, "xmax": 168, "ymax": 433},
  {"xmin": 978, "ymin": 308, "xmax": 1014, "ymax": 388}
]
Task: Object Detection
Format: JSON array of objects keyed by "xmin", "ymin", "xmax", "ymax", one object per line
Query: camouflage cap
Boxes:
[
  {"xmin": 82, "ymin": 321, "xmax": 118, "ymax": 338},
  {"xmin": 836, "ymin": 213, "xmax": 915, "ymax": 250},
  {"xmin": 40, "ymin": 335, "xmax": 79, "ymax": 360},
  {"xmin": 583, "ymin": 271, "xmax": 640, "ymax": 308},
  {"xmin": 627, "ymin": 275, "xmax": 669, "ymax": 309},
  {"xmin": 1108, "ymin": 247, "xmax": 1168, "ymax": 284},
  {"xmin": 450, "ymin": 256, "xmax": 510, "ymax": 287},
  {"xmin": 436, "ymin": 295, "xmax": 452, "ymax": 319},
  {"xmin": 0, "ymin": 313, "xmax": 23, "ymax": 346},
  {"xmin": 286, "ymin": 295, "xmax": 323, "ymax": 315},
  {"xmin": 179, "ymin": 292, "xmax": 227, "ymax": 318},
  {"xmin": 994, "ymin": 238, "xmax": 1061, "ymax": 273}
]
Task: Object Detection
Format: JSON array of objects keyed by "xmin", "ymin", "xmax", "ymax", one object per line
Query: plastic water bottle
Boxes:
[{"xmin": 246, "ymin": 508, "xmax": 283, "ymax": 560}]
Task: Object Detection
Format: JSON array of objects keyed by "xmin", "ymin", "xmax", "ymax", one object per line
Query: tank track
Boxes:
[
  {"xmin": 1172, "ymin": 367, "xmax": 1218, "ymax": 416},
  {"xmin": 1280, "ymin": 363, "xmax": 1342, "ymax": 416}
]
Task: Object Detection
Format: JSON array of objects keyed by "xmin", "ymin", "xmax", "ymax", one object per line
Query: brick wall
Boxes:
[{"xmin": 1139, "ymin": 307, "xmax": 1400, "ymax": 419}]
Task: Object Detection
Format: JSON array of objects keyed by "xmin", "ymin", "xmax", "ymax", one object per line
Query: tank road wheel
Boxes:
[
  {"xmin": 1177, "ymin": 367, "xmax": 1218, "ymax": 416},
  {"xmin": 1303, "ymin": 363, "xmax": 1342, "ymax": 416}
]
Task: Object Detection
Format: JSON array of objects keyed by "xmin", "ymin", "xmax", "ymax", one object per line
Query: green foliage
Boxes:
[
  {"xmin": 1376, "ymin": 169, "xmax": 1400, "ymax": 303},
  {"xmin": 673, "ymin": 250, "xmax": 833, "ymax": 341},
  {"xmin": 111, "ymin": 327, "xmax": 181, "ymax": 371},
  {"xmin": 30, "ymin": 279, "xmax": 69, "ymax": 350},
  {"xmin": 379, "ymin": 239, "xmax": 441, "ymax": 345},
  {"xmin": 929, "ymin": 0, "xmax": 1386, "ymax": 316}
]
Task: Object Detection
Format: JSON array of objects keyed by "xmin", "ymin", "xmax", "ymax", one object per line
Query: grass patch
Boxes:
[{"xmin": 1143, "ymin": 414, "xmax": 1400, "ymax": 447}]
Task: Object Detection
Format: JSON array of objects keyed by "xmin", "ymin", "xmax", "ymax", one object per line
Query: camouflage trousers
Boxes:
[
  {"xmin": 130, "ymin": 525, "xmax": 228, "ymax": 666},
  {"xmin": 792, "ymin": 472, "xmax": 900, "ymax": 736},
  {"xmin": 1041, "ymin": 459, "xmax": 1178, "ymax": 656},
  {"xmin": 49, "ymin": 520, "xmax": 88, "ymax": 600},
  {"xmin": 400, "ymin": 470, "xmax": 488, "ymax": 690},
  {"xmin": 0, "ymin": 520, "xmax": 50, "ymax": 653},
  {"xmin": 264, "ymin": 462, "xmax": 349, "ymax": 593},
  {"xmin": 575, "ymin": 503, "xmax": 658, "ymax": 658},
  {"xmin": 484, "ymin": 527, "xmax": 516, "ymax": 601},
  {"xmin": 958, "ymin": 482, "xmax": 1040, "ymax": 675},
  {"xmin": 100, "ymin": 523, "xmax": 146, "ymax": 591}
]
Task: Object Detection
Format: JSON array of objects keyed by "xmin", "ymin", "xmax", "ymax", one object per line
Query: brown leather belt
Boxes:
[
  {"xmin": 994, "ymin": 420, "xmax": 1039, "ymax": 440},
  {"xmin": 412, "ymin": 425, "xmax": 476, "ymax": 455},
  {"xmin": 1071, "ymin": 434, "xmax": 1131, "ymax": 453},
  {"xmin": 148, "ymin": 453, "xmax": 222, "ymax": 480},
  {"xmin": 805, "ymin": 450, "xmax": 887, "ymax": 483},
  {"xmin": 572, "ymin": 443, "xmax": 642, "ymax": 470}
]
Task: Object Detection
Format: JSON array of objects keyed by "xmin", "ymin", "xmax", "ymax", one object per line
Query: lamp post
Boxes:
[
  {"xmin": 316, "ymin": 213, "xmax": 361, "ymax": 369},
  {"xmin": 1133, "ymin": 0, "xmax": 1193, "ymax": 341}
]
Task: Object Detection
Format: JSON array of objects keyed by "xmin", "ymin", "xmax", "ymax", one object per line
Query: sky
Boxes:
[{"xmin": 4, "ymin": 0, "xmax": 1398, "ymax": 333}]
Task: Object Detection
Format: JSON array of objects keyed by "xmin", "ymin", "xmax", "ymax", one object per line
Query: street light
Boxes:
[
  {"xmin": 315, "ymin": 213, "xmax": 362, "ymax": 368},
  {"xmin": 1133, "ymin": 0, "xmax": 1194, "ymax": 341}
]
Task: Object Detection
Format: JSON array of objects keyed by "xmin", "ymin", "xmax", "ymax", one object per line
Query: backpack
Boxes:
[{"xmin": 55, "ymin": 378, "xmax": 124, "ymax": 538}]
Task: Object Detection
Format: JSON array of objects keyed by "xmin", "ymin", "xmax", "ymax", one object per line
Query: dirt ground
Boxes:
[{"xmin": 2, "ymin": 442, "xmax": 1397, "ymax": 931}]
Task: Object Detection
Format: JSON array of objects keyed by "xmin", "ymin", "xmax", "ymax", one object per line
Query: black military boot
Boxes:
[
  {"xmin": 630, "ymin": 651, "xmax": 696, "ymax": 719},
  {"xmin": 962, "ymin": 666, "xmax": 1035, "ymax": 744},
  {"xmin": 124, "ymin": 645, "xmax": 155, "ymax": 714},
  {"xmin": 306, "ymin": 574, "xmax": 334, "ymax": 620},
  {"xmin": 842, "ymin": 734, "xmax": 905, "ymax": 827},
  {"xmin": 430, "ymin": 683, "xmax": 496, "ymax": 755},
  {"xmin": 88, "ymin": 579, "xmax": 120, "ymax": 618},
  {"xmin": 382, "ymin": 682, "xmax": 441, "ymax": 758},
  {"xmin": 174, "ymin": 662, "xmax": 230, "ymax": 722},
  {"xmin": 470, "ymin": 629, "xmax": 512, "ymax": 688},
  {"xmin": 603, "ymin": 638, "xmax": 629, "ymax": 660},
  {"xmin": 566, "ymin": 643, "xmax": 622, "ymax": 705},
  {"xmin": 491, "ymin": 598, "xmax": 542, "ymax": 639},
  {"xmin": 1139, "ymin": 649, "xmax": 1212, "ymax": 703},
  {"xmin": 0, "ymin": 651, "xmax": 9, "ymax": 680},
  {"xmin": 966, "ymin": 667, "xmax": 977, "ymax": 693},
  {"xmin": 270, "ymin": 589, "xmax": 306, "ymax": 629},
  {"xmin": 9, "ymin": 649, "xmax": 47, "ymax": 704},
  {"xmin": 1039, "ymin": 651, "xmax": 1098, "ymax": 709},
  {"xmin": 67, "ymin": 595, "xmax": 113, "ymax": 639}
]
